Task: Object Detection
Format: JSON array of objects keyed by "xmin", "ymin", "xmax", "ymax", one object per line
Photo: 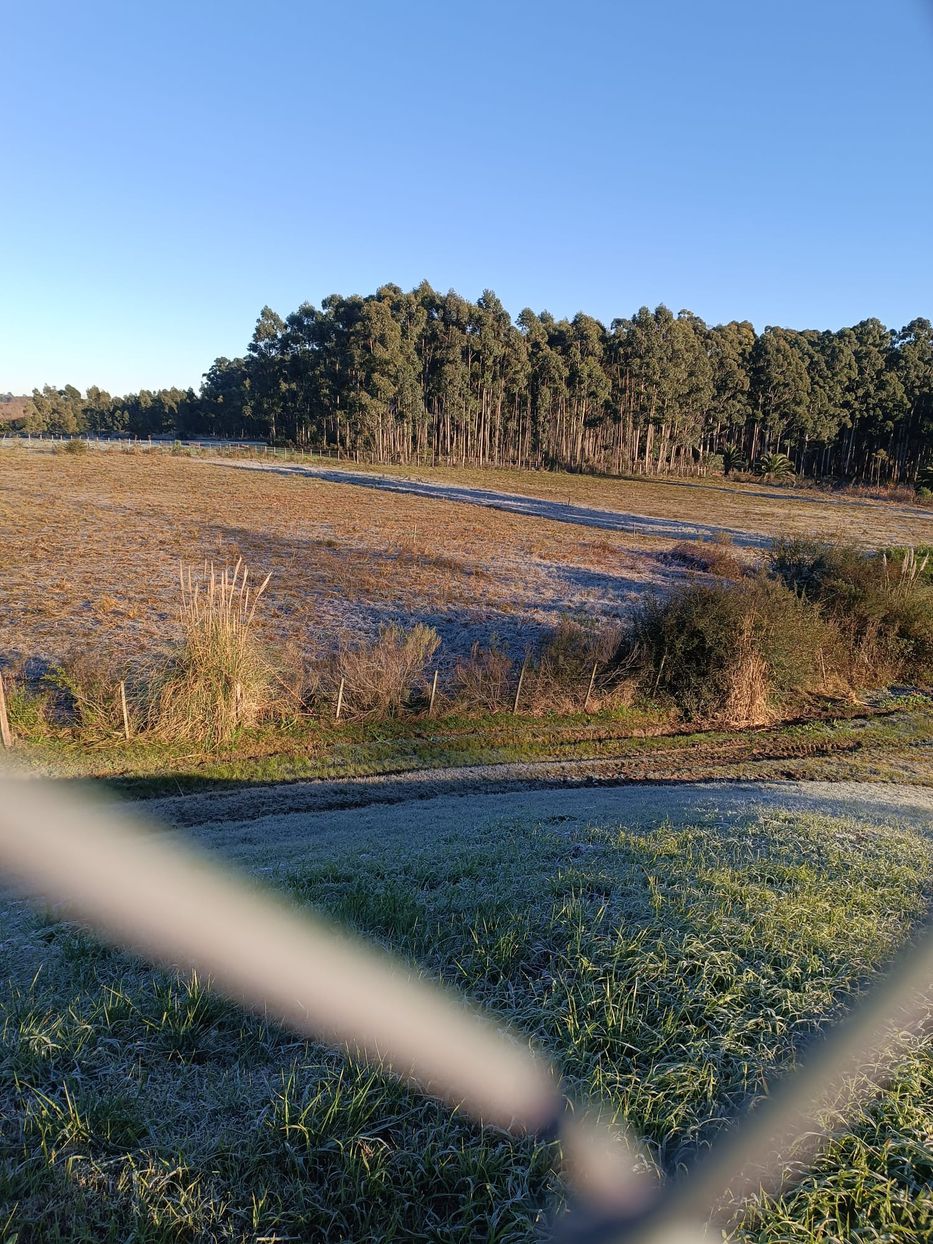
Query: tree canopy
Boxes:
[{"xmin": 22, "ymin": 284, "xmax": 933, "ymax": 483}]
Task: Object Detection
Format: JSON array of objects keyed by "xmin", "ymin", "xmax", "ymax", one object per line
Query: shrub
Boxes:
[
  {"xmin": 63, "ymin": 438, "xmax": 88, "ymax": 455},
  {"xmin": 880, "ymin": 545, "xmax": 933, "ymax": 585},
  {"xmin": 452, "ymin": 641, "xmax": 514, "ymax": 712},
  {"xmin": 334, "ymin": 623, "xmax": 440, "ymax": 719},
  {"xmin": 668, "ymin": 533, "xmax": 746, "ymax": 579},
  {"xmin": 756, "ymin": 451, "xmax": 795, "ymax": 481},
  {"xmin": 150, "ymin": 561, "xmax": 273, "ymax": 744},
  {"xmin": 769, "ymin": 538, "xmax": 933, "ymax": 685},
  {"xmin": 527, "ymin": 617, "xmax": 631, "ymax": 713},
  {"xmin": 720, "ymin": 445, "xmax": 746, "ymax": 476},
  {"xmin": 628, "ymin": 576, "xmax": 832, "ymax": 724},
  {"xmin": 47, "ymin": 647, "xmax": 128, "ymax": 734}
]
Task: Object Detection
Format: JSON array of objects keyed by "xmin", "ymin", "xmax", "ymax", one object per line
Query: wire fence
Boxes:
[{"xmin": 0, "ymin": 771, "xmax": 929, "ymax": 1241}]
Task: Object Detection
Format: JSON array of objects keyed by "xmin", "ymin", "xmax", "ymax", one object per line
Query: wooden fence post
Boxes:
[
  {"xmin": 335, "ymin": 678, "xmax": 345, "ymax": 721},
  {"xmin": 428, "ymin": 669, "xmax": 438, "ymax": 717},
  {"xmin": 512, "ymin": 659, "xmax": 527, "ymax": 715},
  {"xmin": 0, "ymin": 671, "xmax": 12, "ymax": 749},
  {"xmin": 119, "ymin": 680, "xmax": 131, "ymax": 740},
  {"xmin": 584, "ymin": 662, "xmax": 598, "ymax": 712}
]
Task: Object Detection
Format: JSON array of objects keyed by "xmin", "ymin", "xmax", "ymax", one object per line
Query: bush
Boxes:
[
  {"xmin": 452, "ymin": 641, "xmax": 514, "ymax": 712},
  {"xmin": 63, "ymin": 438, "xmax": 88, "ymax": 455},
  {"xmin": 756, "ymin": 451, "xmax": 795, "ymax": 481},
  {"xmin": 628, "ymin": 576, "xmax": 833, "ymax": 724},
  {"xmin": 668, "ymin": 533, "xmax": 746, "ymax": 579},
  {"xmin": 527, "ymin": 617, "xmax": 631, "ymax": 713},
  {"xmin": 334, "ymin": 623, "xmax": 440, "ymax": 719},
  {"xmin": 769, "ymin": 538, "xmax": 933, "ymax": 685},
  {"xmin": 151, "ymin": 561, "xmax": 274, "ymax": 744},
  {"xmin": 47, "ymin": 647, "xmax": 128, "ymax": 734}
]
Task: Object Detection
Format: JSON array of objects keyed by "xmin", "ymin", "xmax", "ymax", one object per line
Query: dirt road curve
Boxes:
[{"xmin": 142, "ymin": 774, "xmax": 933, "ymax": 873}]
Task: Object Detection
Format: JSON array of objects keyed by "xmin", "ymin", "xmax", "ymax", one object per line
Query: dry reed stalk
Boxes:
[
  {"xmin": 722, "ymin": 620, "xmax": 770, "ymax": 726},
  {"xmin": 151, "ymin": 560, "xmax": 273, "ymax": 744}
]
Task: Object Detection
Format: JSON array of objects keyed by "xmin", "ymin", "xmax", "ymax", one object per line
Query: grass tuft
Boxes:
[{"xmin": 150, "ymin": 560, "xmax": 273, "ymax": 744}]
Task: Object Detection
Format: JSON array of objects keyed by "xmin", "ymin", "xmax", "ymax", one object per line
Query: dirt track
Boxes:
[{"xmin": 141, "ymin": 773, "xmax": 933, "ymax": 874}]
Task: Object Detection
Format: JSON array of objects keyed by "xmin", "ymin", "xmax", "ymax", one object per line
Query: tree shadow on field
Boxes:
[
  {"xmin": 200, "ymin": 522, "xmax": 664, "ymax": 664},
  {"xmin": 205, "ymin": 460, "xmax": 774, "ymax": 549}
]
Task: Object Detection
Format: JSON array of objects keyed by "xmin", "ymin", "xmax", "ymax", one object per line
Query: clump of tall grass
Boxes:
[
  {"xmin": 2, "ymin": 667, "xmax": 51, "ymax": 736},
  {"xmin": 47, "ymin": 647, "xmax": 130, "ymax": 735},
  {"xmin": 527, "ymin": 617, "xmax": 632, "ymax": 713},
  {"xmin": 150, "ymin": 561, "xmax": 273, "ymax": 744},
  {"xmin": 770, "ymin": 537, "xmax": 933, "ymax": 685},
  {"xmin": 332, "ymin": 622, "xmax": 440, "ymax": 719}
]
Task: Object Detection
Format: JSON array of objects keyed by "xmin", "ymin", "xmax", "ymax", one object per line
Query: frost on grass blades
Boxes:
[{"xmin": 0, "ymin": 772, "xmax": 930, "ymax": 1242}]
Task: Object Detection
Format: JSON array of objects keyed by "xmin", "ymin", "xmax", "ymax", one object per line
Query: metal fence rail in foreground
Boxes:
[{"xmin": 0, "ymin": 774, "xmax": 930, "ymax": 1242}]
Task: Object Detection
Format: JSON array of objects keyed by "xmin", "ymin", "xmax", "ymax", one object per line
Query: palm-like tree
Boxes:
[
  {"xmin": 720, "ymin": 445, "xmax": 746, "ymax": 477},
  {"xmin": 756, "ymin": 451, "xmax": 796, "ymax": 481},
  {"xmin": 915, "ymin": 463, "xmax": 933, "ymax": 493}
]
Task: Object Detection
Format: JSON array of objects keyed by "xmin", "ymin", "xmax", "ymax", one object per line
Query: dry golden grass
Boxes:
[
  {"xmin": 361, "ymin": 459, "xmax": 933, "ymax": 546},
  {"xmin": 2, "ymin": 447, "xmax": 930, "ymax": 674},
  {"xmin": 150, "ymin": 561, "xmax": 273, "ymax": 744},
  {"xmin": 0, "ymin": 449, "xmax": 676, "ymax": 666}
]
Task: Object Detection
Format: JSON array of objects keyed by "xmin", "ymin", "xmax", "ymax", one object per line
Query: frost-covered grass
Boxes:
[{"xmin": 1, "ymin": 805, "xmax": 931, "ymax": 1241}]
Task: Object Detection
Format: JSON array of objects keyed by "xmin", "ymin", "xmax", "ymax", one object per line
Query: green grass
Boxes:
[
  {"xmin": 1, "ymin": 803, "xmax": 931, "ymax": 1241},
  {"xmin": 9, "ymin": 697, "xmax": 933, "ymax": 797}
]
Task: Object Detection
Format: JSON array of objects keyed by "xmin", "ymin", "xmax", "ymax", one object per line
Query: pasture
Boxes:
[
  {"xmin": 1, "ymin": 444, "xmax": 932, "ymax": 1242},
  {"xmin": 3, "ymin": 444, "xmax": 932, "ymax": 673}
]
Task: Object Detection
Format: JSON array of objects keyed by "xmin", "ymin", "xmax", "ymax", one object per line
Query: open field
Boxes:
[
  {"xmin": 218, "ymin": 454, "xmax": 933, "ymax": 550},
  {"xmin": 0, "ymin": 446, "xmax": 692, "ymax": 671},
  {"xmin": 1, "ymin": 781, "xmax": 931, "ymax": 1241},
  {"xmin": 3, "ymin": 444, "xmax": 932, "ymax": 676}
]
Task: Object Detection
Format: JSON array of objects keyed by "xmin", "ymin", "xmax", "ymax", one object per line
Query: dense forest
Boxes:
[{"xmin": 16, "ymin": 283, "xmax": 933, "ymax": 484}]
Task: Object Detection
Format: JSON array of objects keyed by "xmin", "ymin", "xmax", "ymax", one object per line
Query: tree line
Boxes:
[{"xmin": 20, "ymin": 282, "xmax": 933, "ymax": 483}]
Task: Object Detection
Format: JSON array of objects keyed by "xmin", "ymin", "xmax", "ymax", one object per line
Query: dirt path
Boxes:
[{"xmin": 142, "ymin": 749, "xmax": 933, "ymax": 873}]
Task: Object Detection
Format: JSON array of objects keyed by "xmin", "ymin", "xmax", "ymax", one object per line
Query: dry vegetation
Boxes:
[
  {"xmin": 2, "ymin": 444, "xmax": 932, "ymax": 756},
  {"xmin": 0, "ymin": 447, "xmax": 684, "ymax": 672},
  {"xmin": 308, "ymin": 455, "xmax": 933, "ymax": 548},
  {"xmin": 4, "ymin": 446, "xmax": 931, "ymax": 682}
]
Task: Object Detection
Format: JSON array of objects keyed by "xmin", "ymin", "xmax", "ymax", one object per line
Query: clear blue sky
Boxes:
[{"xmin": 3, "ymin": 0, "xmax": 932, "ymax": 395}]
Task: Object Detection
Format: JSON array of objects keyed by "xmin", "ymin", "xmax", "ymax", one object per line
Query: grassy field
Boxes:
[
  {"xmin": 4, "ymin": 444, "xmax": 932, "ymax": 674},
  {"xmin": 2, "ymin": 442, "xmax": 932, "ymax": 1241},
  {"xmin": 286, "ymin": 452, "xmax": 933, "ymax": 548},
  {"xmin": 1, "ymin": 794, "xmax": 931, "ymax": 1242},
  {"xmin": 0, "ymin": 446, "xmax": 680, "ymax": 669}
]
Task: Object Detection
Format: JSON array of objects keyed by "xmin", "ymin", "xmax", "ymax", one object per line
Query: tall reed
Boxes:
[{"xmin": 151, "ymin": 560, "xmax": 272, "ymax": 744}]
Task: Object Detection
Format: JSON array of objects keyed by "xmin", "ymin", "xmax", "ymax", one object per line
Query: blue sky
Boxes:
[{"xmin": 2, "ymin": 0, "xmax": 932, "ymax": 395}]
